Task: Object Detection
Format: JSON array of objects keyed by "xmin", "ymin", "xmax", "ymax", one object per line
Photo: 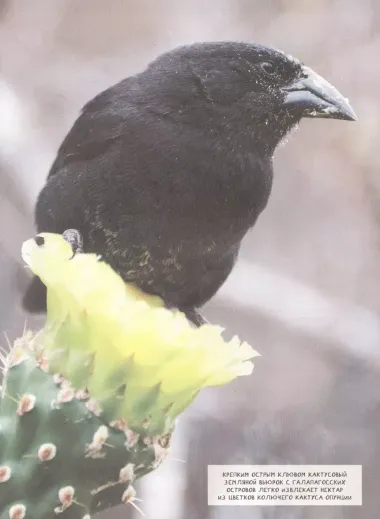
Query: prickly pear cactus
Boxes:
[
  {"xmin": 0, "ymin": 232, "xmax": 258, "ymax": 518},
  {"xmin": 0, "ymin": 334, "xmax": 171, "ymax": 519}
]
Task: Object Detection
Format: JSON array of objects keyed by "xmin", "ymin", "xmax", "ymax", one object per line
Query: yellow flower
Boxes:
[{"xmin": 22, "ymin": 233, "xmax": 259, "ymax": 434}]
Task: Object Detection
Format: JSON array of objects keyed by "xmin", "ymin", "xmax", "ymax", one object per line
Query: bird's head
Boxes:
[{"xmin": 144, "ymin": 41, "xmax": 356, "ymax": 151}]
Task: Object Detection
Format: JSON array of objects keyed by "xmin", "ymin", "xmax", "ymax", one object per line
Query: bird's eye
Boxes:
[{"xmin": 260, "ymin": 62, "xmax": 276, "ymax": 75}]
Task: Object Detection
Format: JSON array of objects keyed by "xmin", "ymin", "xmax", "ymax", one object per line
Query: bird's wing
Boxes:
[
  {"xmin": 47, "ymin": 80, "xmax": 135, "ymax": 178},
  {"xmin": 48, "ymin": 111, "xmax": 125, "ymax": 178}
]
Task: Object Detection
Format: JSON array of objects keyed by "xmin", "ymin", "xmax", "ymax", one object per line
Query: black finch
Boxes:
[{"xmin": 23, "ymin": 41, "xmax": 356, "ymax": 326}]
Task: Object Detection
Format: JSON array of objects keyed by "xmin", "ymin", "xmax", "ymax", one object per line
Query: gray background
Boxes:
[{"xmin": 1, "ymin": 1, "xmax": 379, "ymax": 518}]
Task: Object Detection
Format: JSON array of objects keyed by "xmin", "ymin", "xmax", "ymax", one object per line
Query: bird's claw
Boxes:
[{"xmin": 63, "ymin": 229, "xmax": 84, "ymax": 256}]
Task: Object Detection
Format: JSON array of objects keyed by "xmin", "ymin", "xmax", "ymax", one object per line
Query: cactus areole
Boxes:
[{"xmin": 0, "ymin": 232, "xmax": 258, "ymax": 518}]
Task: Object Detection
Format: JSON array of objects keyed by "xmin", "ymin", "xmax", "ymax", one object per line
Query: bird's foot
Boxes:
[
  {"xmin": 62, "ymin": 229, "xmax": 84, "ymax": 256},
  {"xmin": 181, "ymin": 308, "xmax": 209, "ymax": 328}
]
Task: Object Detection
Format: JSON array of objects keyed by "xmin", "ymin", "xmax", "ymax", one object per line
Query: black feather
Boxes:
[{"xmin": 23, "ymin": 41, "xmax": 349, "ymax": 321}]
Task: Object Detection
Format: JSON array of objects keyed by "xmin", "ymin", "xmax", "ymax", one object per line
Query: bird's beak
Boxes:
[{"xmin": 282, "ymin": 66, "xmax": 357, "ymax": 121}]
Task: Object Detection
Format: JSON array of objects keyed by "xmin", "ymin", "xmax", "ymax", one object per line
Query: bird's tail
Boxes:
[{"xmin": 22, "ymin": 275, "xmax": 47, "ymax": 313}]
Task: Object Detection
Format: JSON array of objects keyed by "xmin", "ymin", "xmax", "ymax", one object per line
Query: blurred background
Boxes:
[{"xmin": 1, "ymin": 0, "xmax": 380, "ymax": 518}]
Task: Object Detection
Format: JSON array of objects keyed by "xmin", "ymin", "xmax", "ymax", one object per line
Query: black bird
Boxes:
[{"xmin": 23, "ymin": 41, "xmax": 356, "ymax": 326}]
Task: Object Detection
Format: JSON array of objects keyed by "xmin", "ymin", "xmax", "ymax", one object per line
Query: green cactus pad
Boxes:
[{"xmin": 0, "ymin": 335, "xmax": 171, "ymax": 519}]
